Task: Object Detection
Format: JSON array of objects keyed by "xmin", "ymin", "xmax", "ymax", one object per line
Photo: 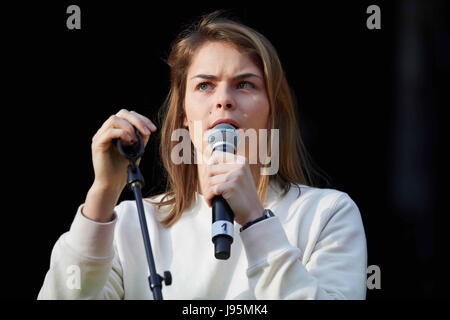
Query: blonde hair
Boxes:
[{"xmin": 146, "ymin": 11, "xmax": 321, "ymax": 227}]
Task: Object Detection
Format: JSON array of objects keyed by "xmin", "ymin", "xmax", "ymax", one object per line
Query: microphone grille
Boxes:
[{"xmin": 208, "ymin": 123, "xmax": 239, "ymax": 153}]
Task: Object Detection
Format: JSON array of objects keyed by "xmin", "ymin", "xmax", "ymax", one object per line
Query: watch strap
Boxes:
[{"xmin": 240, "ymin": 209, "xmax": 275, "ymax": 232}]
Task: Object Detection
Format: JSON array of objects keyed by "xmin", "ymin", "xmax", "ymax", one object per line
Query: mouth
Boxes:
[{"xmin": 208, "ymin": 118, "xmax": 240, "ymax": 129}]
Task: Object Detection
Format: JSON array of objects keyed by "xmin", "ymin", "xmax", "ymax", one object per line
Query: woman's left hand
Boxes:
[{"xmin": 203, "ymin": 150, "xmax": 265, "ymax": 226}]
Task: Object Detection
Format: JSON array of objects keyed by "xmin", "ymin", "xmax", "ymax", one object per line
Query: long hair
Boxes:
[{"xmin": 146, "ymin": 11, "xmax": 324, "ymax": 227}]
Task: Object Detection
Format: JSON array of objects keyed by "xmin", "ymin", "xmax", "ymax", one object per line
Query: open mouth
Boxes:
[{"xmin": 209, "ymin": 119, "xmax": 240, "ymax": 129}]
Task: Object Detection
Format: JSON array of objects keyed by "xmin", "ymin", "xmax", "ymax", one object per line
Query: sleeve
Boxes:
[
  {"xmin": 240, "ymin": 193, "xmax": 367, "ymax": 300},
  {"xmin": 37, "ymin": 205, "xmax": 125, "ymax": 300}
]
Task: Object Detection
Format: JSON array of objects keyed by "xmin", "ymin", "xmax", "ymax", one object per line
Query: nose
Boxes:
[
  {"xmin": 217, "ymin": 103, "xmax": 232, "ymax": 109},
  {"xmin": 215, "ymin": 85, "xmax": 235, "ymax": 110}
]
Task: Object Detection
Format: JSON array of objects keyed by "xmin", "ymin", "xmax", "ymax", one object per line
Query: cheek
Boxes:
[
  {"xmin": 243, "ymin": 95, "xmax": 270, "ymax": 128},
  {"xmin": 184, "ymin": 91, "xmax": 211, "ymax": 120},
  {"xmin": 184, "ymin": 115, "xmax": 209, "ymax": 154},
  {"xmin": 184, "ymin": 92, "xmax": 212, "ymax": 151}
]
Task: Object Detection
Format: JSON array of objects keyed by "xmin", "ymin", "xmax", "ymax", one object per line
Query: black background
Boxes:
[{"xmin": 3, "ymin": 0, "xmax": 447, "ymax": 301}]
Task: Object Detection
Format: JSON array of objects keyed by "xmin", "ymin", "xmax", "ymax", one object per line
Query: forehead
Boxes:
[{"xmin": 187, "ymin": 41, "xmax": 262, "ymax": 77}]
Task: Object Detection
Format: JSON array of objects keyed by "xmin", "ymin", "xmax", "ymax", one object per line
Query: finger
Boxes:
[
  {"xmin": 129, "ymin": 111, "xmax": 157, "ymax": 146},
  {"xmin": 97, "ymin": 115, "xmax": 137, "ymax": 141},
  {"xmin": 204, "ymin": 190, "xmax": 212, "ymax": 207},
  {"xmin": 130, "ymin": 110, "xmax": 157, "ymax": 132},
  {"xmin": 203, "ymin": 187, "xmax": 214, "ymax": 207},
  {"xmin": 204, "ymin": 184, "xmax": 223, "ymax": 208},
  {"xmin": 93, "ymin": 128, "xmax": 134, "ymax": 150},
  {"xmin": 116, "ymin": 109, "xmax": 154, "ymax": 139},
  {"xmin": 207, "ymin": 151, "xmax": 237, "ymax": 165},
  {"xmin": 209, "ymin": 180, "xmax": 232, "ymax": 200},
  {"xmin": 207, "ymin": 172, "xmax": 229, "ymax": 186},
  {"xmin": 207, "ymin": 163, "xmax": 233, "ymax": 177}
]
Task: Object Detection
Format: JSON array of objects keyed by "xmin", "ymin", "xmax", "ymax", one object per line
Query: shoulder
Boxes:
[
  {"xmin": 292, "ymin": 184, "xmax": 364, "ymax": 237},
  {"xmin": 294, "ymin": 184, "xmax": 357, "ymax": 213},
  {"xmin": 277, "ymin": 183, "xmax": 365, "ymax": 260},
  {"xmin": 273, "ymin": 182, "xmax": 361, "ymax": 228},
  {"xmin": 272, "ymin": 182, "xmax": 356, "ymax": 210}
]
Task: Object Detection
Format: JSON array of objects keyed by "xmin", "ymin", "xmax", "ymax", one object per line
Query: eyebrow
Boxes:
[{"xmin": 190, "ymin": 73, "xmax": 263, "ymax": 81}]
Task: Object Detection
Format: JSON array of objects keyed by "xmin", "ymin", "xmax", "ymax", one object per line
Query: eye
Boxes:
[
  {"xmin": 237, "ymin": 81, "xmax": 254, "ymax": 90},
  {"xmin": 197, "ymin": 82, "xmax": 212, "ymax": 92}
]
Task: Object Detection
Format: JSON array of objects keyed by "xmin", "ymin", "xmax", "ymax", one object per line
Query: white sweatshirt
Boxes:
[{"xmin": 38, "ymin": 182, "xmax": 367, "ymax": 300}]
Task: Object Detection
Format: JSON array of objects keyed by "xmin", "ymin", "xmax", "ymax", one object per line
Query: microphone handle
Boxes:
[{"xmin": 212, "ymin": 195, "xmax": 234, "ymax": 260}]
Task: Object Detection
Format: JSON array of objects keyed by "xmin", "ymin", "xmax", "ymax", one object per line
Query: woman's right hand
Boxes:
[{"xmin": 83, "ymin": 109, "xmax": 157, "ymax": 222}]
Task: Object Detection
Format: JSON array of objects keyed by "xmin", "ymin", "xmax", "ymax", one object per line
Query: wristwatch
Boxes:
[{"xmin": 240, "ymin": 209, "xmax": 275, "ymax": 232}]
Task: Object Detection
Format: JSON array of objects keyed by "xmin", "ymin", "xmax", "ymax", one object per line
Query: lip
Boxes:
[{"xmin": 209, "ymin": 118, "xmax": 240, "ymax": 129}]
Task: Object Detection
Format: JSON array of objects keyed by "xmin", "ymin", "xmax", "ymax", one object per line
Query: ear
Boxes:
[{"xmin": 182, "ymin": 115, "xmax": 188, "ymax": 128}]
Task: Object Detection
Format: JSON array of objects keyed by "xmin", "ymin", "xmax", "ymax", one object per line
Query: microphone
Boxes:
[{"xmin": 208, "ymin": 123, "xmax": 239, "ymax": 260}]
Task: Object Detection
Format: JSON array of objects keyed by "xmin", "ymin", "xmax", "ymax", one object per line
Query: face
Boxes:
[{"xmin": 183, "ymin": 41, "xmax": 270, "ymax": 161}]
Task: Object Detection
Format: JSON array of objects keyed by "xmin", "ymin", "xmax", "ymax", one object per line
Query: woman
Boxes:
[{"xmin": 38, "ymin": 11, "xmax": 367, "ymax": 299}]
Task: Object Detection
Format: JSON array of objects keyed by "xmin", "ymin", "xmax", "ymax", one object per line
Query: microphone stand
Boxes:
[{"xmin": 115, "ymin": 129, "xmax": 172, "ymax": 300}]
